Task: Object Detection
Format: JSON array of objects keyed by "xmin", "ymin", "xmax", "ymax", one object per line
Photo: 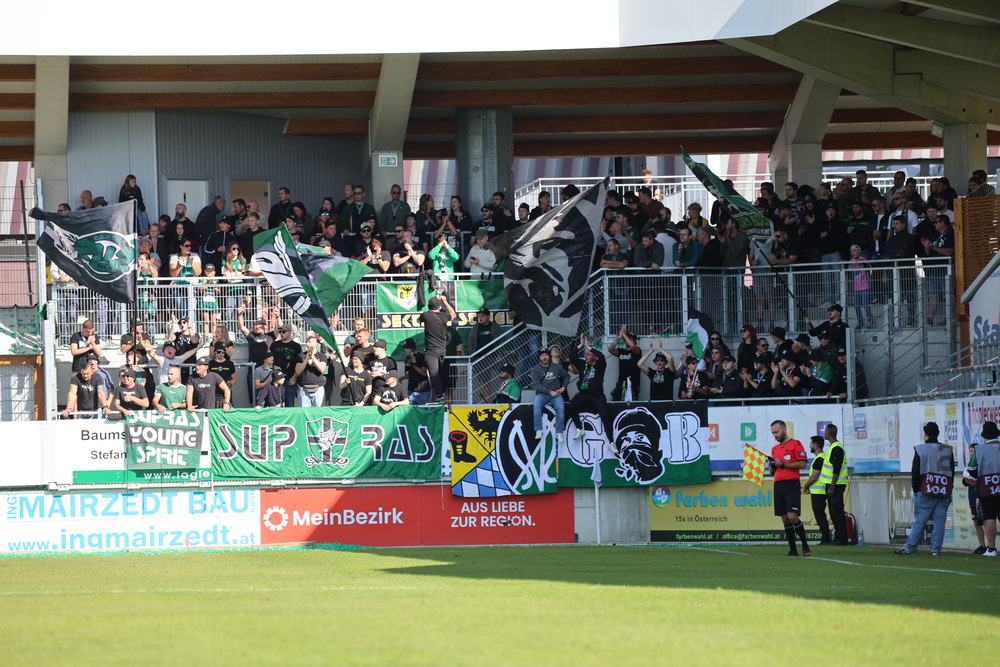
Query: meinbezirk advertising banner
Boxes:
[
  {"xmin": 259, "ymin": 485, "xmax": 574, "ymax": 547},
  {"xmin": 124, "ymin": 410, "xmax": 206, "ymax": 471},
  {"xmin": 559, "ymin": 402, "xmax": 711, "ymax": 487},
  {"xmin": 0, "ymin": 489, "xmax": 260, "ymax": 553},
  {"xmin": 208, "ymin": 406, "xmax": 444, "ymax": 480}
]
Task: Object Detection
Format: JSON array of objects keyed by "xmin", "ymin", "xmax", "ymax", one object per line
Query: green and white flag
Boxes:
[
  {"xmin": 685, "ymin": 307, "xmax": 713, "ymax": 358},
  {"xmin": 681, "ymin": 148, "xmax": 774, "ymax": 240},
  {"xmin": 253, "ymin": 227, "xmax": 371, "ymax": 349}
]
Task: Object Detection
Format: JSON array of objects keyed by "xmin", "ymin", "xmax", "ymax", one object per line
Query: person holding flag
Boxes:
[{"xmin": 767, "ymin": 419, "xmax": 811, "ymax": 557}]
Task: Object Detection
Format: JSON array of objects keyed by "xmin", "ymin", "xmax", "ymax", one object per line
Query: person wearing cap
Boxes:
[
  {"xmin": 801, "ymin": 435, "xmax": 833, "ymax": 544},
  {"xmin": 494, "ymin": 363, "xmax": 522, "ymax": 404},
  {"xmin": 638, "ymin": 341, "xmax": 674, "ymax": 401},
  {"xmin": 790, "ymin": 333, "xmax": 812, "ymax": 366},
  {"xmin": 709, "ymin": 354, "xmax": 742, "ymax": 400},
  {"xmin": 530, "ymin": 346, "xmax": 569, "ymax": 443},
  {"xmin": 252, "ymin": 349, "xmax": 277, "ymax": 393},
  {"xmin": 741, "ymin": 352, "xmax": 774, "ymax": 399},
  {"xmin": 468, "ymin": 308, "xmax": 502, "ymax": 358},
  {"xmin": 113, "ymin": 368, "xmax": 149, "ymax": 418},
  {"xmin": 800, "ymin": 349, "xmax": 834, "ymax": 399},
  {"xmin": 237, "ymin": 303, "xmax": 279, "ymax": 401},
  {"xmin": 609, "ymin": 325, "xmax": 641, "ymax": 402},
  {"xmin": 564, "ymin": 334, "xmax": 609, "ymax": 440},
  {"xmin": 516, "ymin": 202, "xmax": 530, "ymax": 226},
  {"xmin": 896, "ymin": 422, "xmax": 955, "ymax": 556},
  {"xmin": 349, "ymin": 218, "xmax": 378, "ymax": 261},
  {"xmin": 770, "ymin": 349, "xmax": 804, "ymax": 397},
  {"xmin": 209, "ymin": 342, "xmax": 237, "ymax": 404},
  {"xmin": 401, "ymin": 338, "xmax": 431, "ymax": 405},
  {"xmin": 677, "ymin": 354, "xmax": 710, "ymax": 400},
  {"xmin": 373, "ymin": 374, "xmax": 408, "ymax": 412},
  {"xmin": 965, "ymin": 422, "xmax": 1000, "ymax": 556},
  {"xmin": 271, "ymin": 324, "xmax": 302, "ymax": 407},
  {"xmin": 62, "ymin": 359, "xmax": 110, "ymax": 419},
  {"xmin": 255, "ymin": 369, "xmax": 286, "ymax": 410},
  {"xmin": 120, "ymin": 318, "xmax": 154, "ymax": 366},
  {"xmin": 340, "ymin": 352, "xmax": 372, "ymax": 407},
  {"xmin": 769, "ymin": 326, "xmax": 793, "ymax": 359},
  {"xmin": 465, "ymin": 229, "xmax": 498, "ymax": 276},
  {"xmin": 202, "ymin": 215, "xmax": 236, "ymax": 269},
  {"xmin": 153, "ymin": 366, "xmax": 187, "ymax": 413},
  {"xmin": 186, "ymin": 356, "xmax": 230, "ymax": 412},
  {"xmin": 419, "ymin": 294, "xmax": 457, "ymax": 403},
  {"xmin": 804, "ymin": 304, "xmax": 848, "ymax": 348},
  {"xmin": 366, "ymin": 339, "xmax": 397, "ymax": 398},
  {"xmin": 294, "ymin": 332, "xmax": 329, "ymax": 408},
  {"xmin": 155, "ymin": 336, "xmax": 202, "ymax": 385}
]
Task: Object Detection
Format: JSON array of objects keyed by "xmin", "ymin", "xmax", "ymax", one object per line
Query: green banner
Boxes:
[
  {"xmin": 558, "ymin": 402, "xmax": 711, "ymax": 487},
  {"xmin": 124, "ymin": 411, "xmax": 205, "ymax": 470},
  {"xmin": 375, "ymin": 280, "xmax": 512, "ymax": 358},
  {"xmin": 208, "ymin": 406, "xmax": 445, "ymax": 480}
]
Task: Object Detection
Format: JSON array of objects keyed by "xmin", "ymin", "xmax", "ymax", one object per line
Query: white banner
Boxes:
[{"xmin": 0, "ymin": 489, "xmax": 260, "ymax": 553}]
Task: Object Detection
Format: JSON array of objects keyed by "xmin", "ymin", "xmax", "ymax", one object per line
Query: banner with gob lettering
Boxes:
[
  {"xmin": 124, "ymin": 411, "xmax": 206, "ymax": 470},
  {"xmin": 449, "ymin": 405, "xmax": 558, "ymax": 497},
  {"xmin": 207, "ymin": 406, "xmax": 444, "ymax": 480},
  {"xmin": 558, "ymin": 402, "xmax": 711, "ymax": 487},
  {"xmin": 376, "ymin": 280, "xmax": 512, "ymax": 359}
]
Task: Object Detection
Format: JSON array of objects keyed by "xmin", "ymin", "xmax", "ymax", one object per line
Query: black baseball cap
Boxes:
[
  {"xmin": 403, "ymin": 338, "xmax": 417, "ymax": 350},
  {"xmin": 795, "ymin": 333, "xmax": 811, "ymax": 345},
  {"xmin": 374, "ymin": 339, "xmax": 387, "ymax": 349},
  {"xmin": 501, "ymin": 363, "xmax": 515, "ymax": 375},
  {"xmin": 196, "ymin": 356, "xmax": 210, "ymax": 366}
]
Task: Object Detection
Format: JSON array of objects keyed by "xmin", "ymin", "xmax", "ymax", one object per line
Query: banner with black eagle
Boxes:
[
  {"xmin": 33, "ymin": 201, "xmax": 137, "ymax": 302},
  {"xmin": 490, "ymin": 178, "xmax": 607, "ymax": 336}
]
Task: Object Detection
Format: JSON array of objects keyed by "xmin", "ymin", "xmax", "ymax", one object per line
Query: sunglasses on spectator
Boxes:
[
  {"xmin": 182, "ymin": 243, "xmax": 191, "ymax": 248},
  {"xmin": 277, "ymin": 328, "xmax": 287, "ymax": 333},
  {"xmin": 710, "ymin": 337, "xmax": 721, "ymax": 341}
]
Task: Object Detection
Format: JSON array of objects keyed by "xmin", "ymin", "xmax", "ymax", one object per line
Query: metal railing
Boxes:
[{"xmin": 917, "ymin": 335, "xmax": 1000, "ymax": 399}]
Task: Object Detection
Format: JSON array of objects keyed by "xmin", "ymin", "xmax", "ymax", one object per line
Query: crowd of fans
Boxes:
[{"xmin": 57, "ymin": 167, "xmax": 983, "ymax": 417}]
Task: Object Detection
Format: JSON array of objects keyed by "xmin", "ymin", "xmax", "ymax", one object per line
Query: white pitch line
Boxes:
[
  {"xmin": 0, "ymin": 585, "xmax": 419, "ymax": 597},
  {"xmin": 680, "ymin": 545, "xmax": 975, "ymax": 576}
]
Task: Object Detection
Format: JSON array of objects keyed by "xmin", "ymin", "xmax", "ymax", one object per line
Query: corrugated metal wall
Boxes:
[
  {"xmin": 67, "ymin": 111, "xmax": 158, "ymax": 215},
  {"xmin": 155, "ymin": 111, "xmax": 367, "ymax": 218}
]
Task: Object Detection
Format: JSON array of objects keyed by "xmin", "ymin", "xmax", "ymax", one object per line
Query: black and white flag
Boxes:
[
  {"xmin": 33, "ymin": 201, "xmax": 137, "ymax": 303},
  {"xmin": 491, "ymin": 178, "xmax": 607, "ymax": 336}
]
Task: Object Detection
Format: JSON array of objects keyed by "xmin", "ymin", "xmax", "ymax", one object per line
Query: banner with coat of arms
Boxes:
[
  {"xmin": 449, "ymin": 405, "xmax": 558, "ymax": 497},
  {"xmin": 207, "ymin": 406, "xmax": 444, "ymax": 480},
  {"xmin": 376, "ymin": 280, "xmax": 512, "ymax": 358}
]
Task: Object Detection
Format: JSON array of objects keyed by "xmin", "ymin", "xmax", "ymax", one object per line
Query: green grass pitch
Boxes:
[{"xmin": 1, "ymin": 544, "xmax": 997, "ymax": 665}]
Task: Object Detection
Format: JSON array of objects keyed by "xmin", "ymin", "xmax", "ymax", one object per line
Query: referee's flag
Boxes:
[{"xmin": 743, "ymin": 444, "xmax": 768, "ymax": 486}]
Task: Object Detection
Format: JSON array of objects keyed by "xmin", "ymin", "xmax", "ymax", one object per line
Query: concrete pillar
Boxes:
[
  {"xmin": 33, "ymin": 56, "xmax": 70, "ymax": 210},
  {"xmin": 786, "ymin": 142, "xmax": 824, "ymax": 189},
  {"xmin": 371, "ymin": 151, "xmax": 404, "ymax": 215},
  {"xmin": 769, "ymin": 75, "xmax": 839, "ymax": 190},
  {"xmin": 456, "ymin": 109, "xmax": 514, "ymax": 211},
  {"xmin": 943, "ymin": 123, "xmax": 987, "ymax": 189}
]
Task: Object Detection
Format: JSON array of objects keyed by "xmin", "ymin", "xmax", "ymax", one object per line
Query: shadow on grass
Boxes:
[{"xmin": 353, "ymin": 543, "xmax": 1000, "ymax": 617}]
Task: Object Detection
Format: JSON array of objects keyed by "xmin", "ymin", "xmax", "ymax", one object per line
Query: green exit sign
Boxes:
[{"xmin": 377, "ymin": 153, "xmax": 398, "ymax": 168}]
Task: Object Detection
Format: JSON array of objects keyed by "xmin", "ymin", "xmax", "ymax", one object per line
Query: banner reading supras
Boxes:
[
  {"xmin": 559, "ymin": 402, "xmax": 711, "ymax": 487},
  {"xmin": 125, "ymin": 410, "xmax": 205, "ymax": 470},
  {"xmin": 208, "ymin": 406, "xmax": 444, "ymax": 480}
]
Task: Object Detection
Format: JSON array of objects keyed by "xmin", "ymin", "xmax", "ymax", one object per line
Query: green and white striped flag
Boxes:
[{"xmin": 253, "ymin": 226, "xmax": 371, "ymax": 349}]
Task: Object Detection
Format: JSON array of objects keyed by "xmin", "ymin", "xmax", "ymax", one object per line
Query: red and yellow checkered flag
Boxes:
[{"xmin": 743, "ymin": 444, "xmax": 767, "ymax": 486}]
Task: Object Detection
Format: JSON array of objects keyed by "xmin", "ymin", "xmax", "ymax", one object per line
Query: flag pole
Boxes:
[{"xmin": 748, "ymin": 236, "xmax": 808, "ymax": 325}]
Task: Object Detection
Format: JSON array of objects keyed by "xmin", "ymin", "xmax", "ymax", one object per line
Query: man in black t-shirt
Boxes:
[
  {"xmin": 374, "ymin": 374, "xmax": 408, "ymax": 411},
  {"xmin": 367, "ymin": 339, "xmax": 398, "ymax": 397},
  {"xmin": 609, "ymin": 325, "xmax": 640, "ymax": 401},
  {"xmin": 566, "ymin": 334, "xmax": 610, "ymax": 441},
  {"xmin": 70, "ymin": 319, "xmax": 102, "ymax": 373},
  {"xmin": 402, "ymin": 337, "xmax": 430, "ymax": 405},
  {"xmin": 186, "ymin": 357, "xmax": 231, "ymax": 411},
  {"xmin": 340, "ymin": 353, "xmax": 372, "ymax": 406},
  {"xmin": 237, "ymin": 305, "xmax": 277, "ymax": 401},
  {"xmin": 294, "ymin": 332, "xmax": 329, "ymax": 407},
  {"xmin": 419, "ymin": 295, "xmax": 457, "ymax": 402},
  {"xmin": 62, "ymin": 364, "xmax": 110, "ymax": 419},
  {"xmin": 113, "ymin": 369, "xmax": 149, "ymax": 418},
  {"xmin": 638, "ymin": 342, "xmax": 675, "ymax": 401},
  {"xmin": 208, "ymin": 343, "xmax": 237, "ymax": 406},
  {"xmin": 120, "ymin": 318, "xmax": 154, "ymax": 366},
  {"xmin": 271, "ymin": 326, "xmax": 302, "ymax": 407}
]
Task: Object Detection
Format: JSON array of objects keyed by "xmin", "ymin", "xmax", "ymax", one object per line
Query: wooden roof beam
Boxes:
[{"xmin": 69, "ymin": 63, "xmax": 382, "ymax": 82}]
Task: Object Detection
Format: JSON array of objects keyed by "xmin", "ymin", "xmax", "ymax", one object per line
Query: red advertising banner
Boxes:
[{"xmin": 259, "ymin": 485, "xmax": 575, "ymax": 547}]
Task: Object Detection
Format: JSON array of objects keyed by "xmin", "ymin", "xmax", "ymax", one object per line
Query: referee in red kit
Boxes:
[{"xmin": 768, "ymin": 419, "xmax": 811, "ymax": 557}]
